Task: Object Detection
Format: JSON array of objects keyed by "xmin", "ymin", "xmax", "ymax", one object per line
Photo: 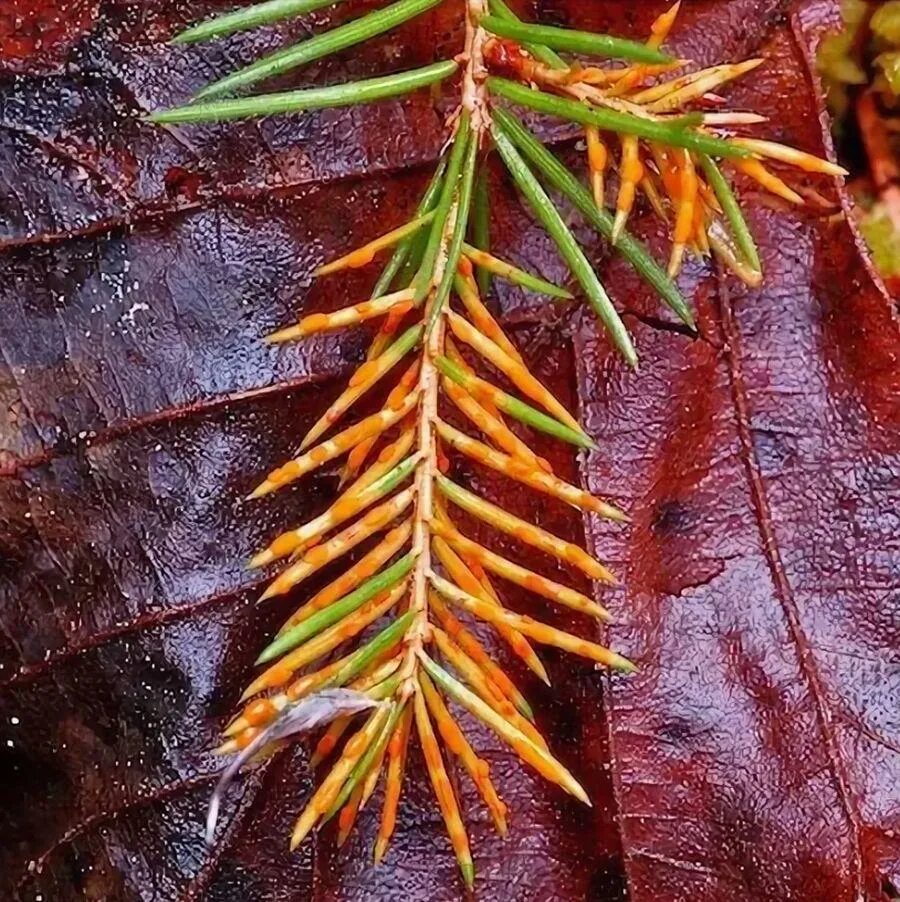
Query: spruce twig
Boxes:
[{"xmin": 153, "ymin": 0, "xmax": 847, "ymax": 887}]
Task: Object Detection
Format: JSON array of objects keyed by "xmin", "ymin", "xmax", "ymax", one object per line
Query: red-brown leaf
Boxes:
[{"xmin": 1, "ymin": 1, "xmax": 898, "ymax": 900}]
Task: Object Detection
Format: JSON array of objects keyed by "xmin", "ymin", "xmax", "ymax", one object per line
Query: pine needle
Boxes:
[
  {"xmin": 437, "ymin": 355, "xmax": 595, "ymax": 449},
  {"xmin": 375, "ymin": 703, "xmax": 413, "ymax": 863},
  {"xmin": 250, "ymin": 449, "xmax": 417, "ymax": 568},
  {"xmin": 430, "ymin": 621, "xmax": 548, "ymax": 750},
  {"xmin": 194, "ymin": 0, "xmax": 447, "ymax": 101},
  {"xmin": 419, "ymin": 669, "xmax": 508, "ymax": 835},
  {"xmin": 256, "ymin": 554, "xmax": 415, "ymax": 664},
  {"xmin": 437, "ymin": 475, "xmax": 615, "ymax": 585},
  {"xmin": 460, "ymin": 245, "xmax": 572, "ymax": 298},
  {"xmin": 277, "ymin": 521, "xmax": 413, "ymax": 634},
  {"xmin": 431, "ymin": 518, "xmax": 609, "ymax": 616},
  {"xmin": 429, "ymin": 572, "xmax": 632, "ymax": 670},
  {"xmin": 431, "ymin": 535, "xmax": 549, "ymax": 684},
  {"xmin": 259, "ymin": 490, "xmax": 414, "ymax": 600},
  {"xmin": 172, "ymin": 0, "xmax": 340, "ymax": 44},
  {"xmin": 317, "ymin": 214, "xmax": 436, "ymax": 277},
  {"xmin": 414, "ymin": 685, "xmax": 474, "ymax": 888},
  {"xmin": 419, "ymin": 652, "xmax": 590, "ymax": 805},
  {"xmin": 428, "ymin": 591, "xmax": 534, "ymax": 720},
  {"xmin": 441, "ymin": 372, "xmax": 552, "ymax": 473},
  {"xmin": 249, "ymin": 391, "xmax": 418, "ymax": 499},
  {"xmin": 453, "ymin": 269, "xmax": 526, "ymax": 363},
  {"xmin": 446, "ymin": 310, "xmax": 581, "ymax": 431},
  {"xmin": 298, "ymin": 326, "xmax": 421, "ymax": 451},
  {"xmin": 150, "ymin": 61, "xmax": 458, "ymax": 124},
  {"xmin": 732, "ymin": 158, "xmax": 805, "ymax": 205},
  {"xmin": 253, "ymin": 582, "xmax": 409, "ymax": 695},
  {"xmin": 291, "ymin": 704, "xmax": 392, "ymax": 850},
  {"xmin": 265, "ymin": 289, "xmax": 414, "ymax": 344},
  {"xmin": 435, "ymin": 419, "xmax": 626, "ymax": 520}
]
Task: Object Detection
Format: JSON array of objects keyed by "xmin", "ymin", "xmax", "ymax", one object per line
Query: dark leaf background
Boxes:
[{"xmin": 1, "ymin": 1, "xmax": 898, "ymax": 899}]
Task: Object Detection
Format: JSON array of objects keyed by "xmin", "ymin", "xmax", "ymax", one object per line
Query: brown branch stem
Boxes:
[{"xmin": 400, "ymin": 0, "xmax": 487, "ymax": 699}]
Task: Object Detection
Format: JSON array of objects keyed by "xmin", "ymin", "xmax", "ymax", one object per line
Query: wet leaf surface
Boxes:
[{"xmin": 1, "ymin": 1, "xmax": 898, "ymax": 900}]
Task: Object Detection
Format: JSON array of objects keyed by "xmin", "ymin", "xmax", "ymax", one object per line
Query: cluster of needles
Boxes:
[{"xmin": 151, "ymin": 0, "xmax": 844, "ymax": 886}]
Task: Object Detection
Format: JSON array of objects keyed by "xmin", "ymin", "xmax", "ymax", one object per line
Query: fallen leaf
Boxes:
[{"xmin": 1, "ymin": 1, "xmax": 897, "ymax": 900}]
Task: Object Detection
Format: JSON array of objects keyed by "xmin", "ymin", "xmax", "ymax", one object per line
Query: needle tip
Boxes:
[
  {"xmin": 247, "ymin": 482, "xmax": 274, "ymax": 501},
  {"xmin": 569, "ymin": 780, "xmax": 592, "ymax": 806},
  {"xmin": 607, "ymin": 507, "xmax": 630, "ymax": 524},
  {"xmin": 249, "ymin": 549, "xmax": 274, "ymax": 569},
  {"xmin": 224, "ymin": 717, "xmax": 249, "ymax": 738},
  {"xmin": 239, "ymin": 683, "xmax": 261, "ymax": 702},
  {"xmin": 255, "ymin": 641, "xmax": 281, "ymax": 665},
  {"xmin": 258, "ymin": 584, "xmax": 281, "ymax": 603},
  {"xmin": 264, "ymin": 326, "xmax": 302, "ymax": 345},
  {"xmin": 613, "ymin": 655, "xmax": 638, "ymax": 674}
]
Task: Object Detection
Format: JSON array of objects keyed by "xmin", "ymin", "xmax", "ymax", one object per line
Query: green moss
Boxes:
[
  {"xmin": 818, "ymin": 2, "xmax": 900, "ymax": 284},
  {"xmin": 871, "ymin": 1, "xmax": 900, "ymax": 44},
  {"xmin": 818, "ymin": 0, "xmax": 871, "ymax": 118},
  {"xmin": 860, "ymin": 204, "xmax": 900, "ymax": 278}
]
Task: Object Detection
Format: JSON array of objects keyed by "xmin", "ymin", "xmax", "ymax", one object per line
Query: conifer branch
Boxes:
[{"xmin": 153, "ymin": 0, "xmax": 847, "ymax": 887}]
